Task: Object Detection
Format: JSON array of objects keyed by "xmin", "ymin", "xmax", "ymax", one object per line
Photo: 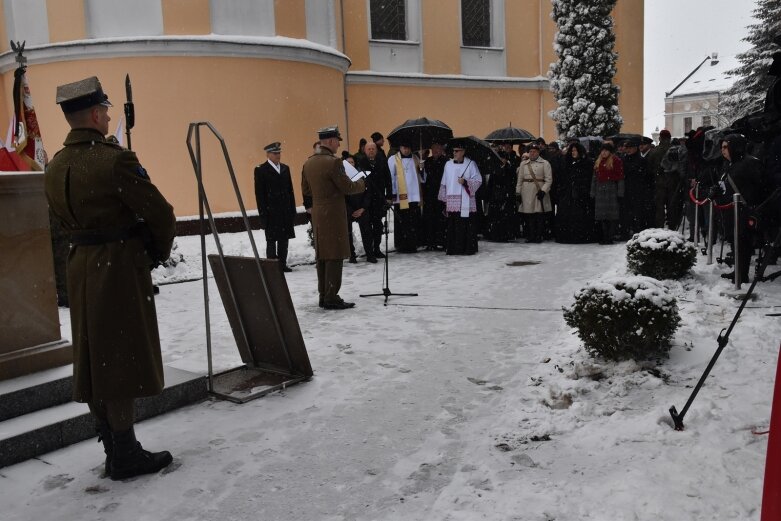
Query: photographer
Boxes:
[{"xmin": 710, "ymin": 134, "xmax": 764, "ymax": 282}]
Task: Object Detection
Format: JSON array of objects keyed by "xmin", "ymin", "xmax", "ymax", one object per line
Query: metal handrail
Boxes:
[{"xmin": 185, "ymin": 122, "xmax": 295, "ymax": 393}]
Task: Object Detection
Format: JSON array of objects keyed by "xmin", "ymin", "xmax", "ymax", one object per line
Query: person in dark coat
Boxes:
[
  {"xmin": 620, "ymin": 138, "xmax": 653, "ymax": 237},
  {"xmin": 254, "ymin": 142, "xmax": 296, "ymax": 272},
  {"xmin": 422, "ymin": 141, "xmax": 448, "ymax": 250},
  {"xmin": 711, "ymin": 134, "xmax": 764, "ymax": 283},
  {"xmin": 484, "ymin": 149, "xmax": 519, "ymax": 242},
  {"xmin": 555, "ymin": 142, "xmax": 596, "ymax": 243},
  {"xmin": 302, "ymin": 126, "xmax": 365, "ymax": 309},
  {"xmin": 590, "ymin": 143, "xmax": 625, "ymax": 244},
  {"xmin": 357, "ymin": 142, "xmax": 392, "ymax": 258},
  {"xmin": 344, "ymin": 155, "xmax": 376, "ymax": 263},
  {"xmin": 44, "ymin": 76, "xmax": 175, "ymax": 480}
]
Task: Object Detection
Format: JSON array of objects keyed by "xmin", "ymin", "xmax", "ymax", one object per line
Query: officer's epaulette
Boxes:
[{"xmin": 102, "ymin": 135, "xmax": 125, "ymax": 150}]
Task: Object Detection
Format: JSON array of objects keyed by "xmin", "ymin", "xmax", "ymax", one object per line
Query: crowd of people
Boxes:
[
  {"xmin": 323, "ymin": 127, "xmax": 779, "ymax": 284},
  {"xmin": 251, "ymin": 123, "xmax": 779, "ymax": 305}
]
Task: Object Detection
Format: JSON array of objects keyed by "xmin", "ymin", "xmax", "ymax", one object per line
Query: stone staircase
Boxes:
[{"xmin": 0, "ymin": 364, "xmax": 207, "ymax": 468}]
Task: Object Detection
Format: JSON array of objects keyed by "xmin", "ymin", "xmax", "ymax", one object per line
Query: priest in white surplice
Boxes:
[
  {"xmin": 438, "ymin": 142, "xmax": 482, "ymax": 255},
  {"xmin": 388, "ymin": 142, "xmax": 423, "ymax": 253}
]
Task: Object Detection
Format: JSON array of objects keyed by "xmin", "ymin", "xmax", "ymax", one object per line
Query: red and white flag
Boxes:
[{"xmin": 12, "ymin": 67, "xmax": 47, "ymax": 170}]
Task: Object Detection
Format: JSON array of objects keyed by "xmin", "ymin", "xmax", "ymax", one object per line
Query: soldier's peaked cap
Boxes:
[
  {"xmin": 56, "ymin": 76, "xmax": 112, "ymax": 114},
  {"xmin": 318, "ymin": 126, "xmax": 342, "ymax": 141},
  {"xmin": 264, "ymin": 142, "xmax": 282, "ymax": 153}
]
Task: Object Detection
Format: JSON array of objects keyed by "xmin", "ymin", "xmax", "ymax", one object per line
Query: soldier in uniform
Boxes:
[
  {"xmin": 254, "ymin": 142, "xmax": 296, "ymax": 272},
  {"xmin": 302, "ymin": 126, "xmax": 365, "ymax": 310},
  {"xmin": 44, "ymin": 76, "xmax": 176, "ymax": 480}
]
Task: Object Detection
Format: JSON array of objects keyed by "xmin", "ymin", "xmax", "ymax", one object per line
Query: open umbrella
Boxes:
[
  {"xmin": 449, "ymin": 135, "xmax": 503, "ymax": 174},
  {"xmin": 485, "ymin": 125, "xmax": 536, "ymax": 145},
  {"xmin": 387, "ymin": 117, "xmax": 453, "ymax": 150},
  {"xmin": 606, "ymin": 133, "xmax": 643, "ymax": 144}
]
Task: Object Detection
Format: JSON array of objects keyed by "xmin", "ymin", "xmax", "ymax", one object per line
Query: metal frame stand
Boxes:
[
  {"xmin": 360, "ymin": 206, "xmax": 418, "ymax": 306},
  {"xmin": 669, "ymin": 225, "xmax": 781, "ymax": 430},
  {"xmin": 707, "ymin": 200, "xmax": 715, "ymax": 265},
  {"xmin": 186, "ymin": 121, "xmax": 307, "ymax": 402}
]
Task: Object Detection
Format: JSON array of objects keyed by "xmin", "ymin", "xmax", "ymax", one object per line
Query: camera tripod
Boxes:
[
  {"xmin": 669, "ymin": 224, "xmax": 781, "ymax": 430},
  {"xmin": 360, "ymin": 206, "xmax": 418, "ymax": 306}
]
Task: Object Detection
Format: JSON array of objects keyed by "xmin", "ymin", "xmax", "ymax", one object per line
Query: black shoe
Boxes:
[
  {"xmin": 110, "ymin": 427, "xmax": 173, "ymax": 481},
  {"xmin": 153, "ymin": 285, "xmax": 160, "ymax": 295},
  {"xmin": 323, "ymin": 300, "xmax": 356, "ymax": 310},
  {"xmin": 374, "ymin": 251, "xmax": 386, "ymax": 258},
  {"xmin": 721, "ymin": 271, "xmax": 750, "ymax": 283},
  {"xmin": 96, "ymin": 420, "xmax": 112, "ymax": 477},
  {"xmin": 348, "ymin": 256, "xmax": 357, "ymax": 264},
  {"xmin": 282, "ymin": 266, "xmax": 293, "ymax": 273},
  {"xmin": 318, "ymin": 298, "xmax": 324, "ymax": 308},
  {"xmin": 366, "ymin": 256, "xmax": 378, "ymax": 263}
]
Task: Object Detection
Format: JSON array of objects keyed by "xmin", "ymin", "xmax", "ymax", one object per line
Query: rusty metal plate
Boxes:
[{"xmin": 208, "ymin": 255, "xmax": 312, "ymax": 378}]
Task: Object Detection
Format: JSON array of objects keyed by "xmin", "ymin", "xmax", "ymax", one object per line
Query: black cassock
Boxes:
[
  {"xmin": 422, "ymin": 155, "xmax": 447, "ymax": 249},
  {"xmin": 555, "ymin": 157, "xmax": 597, "ymax": 243},
  {"xmin": 445, "ymin": 213, "xmax": 479, "ymax": 255},
  {"xmin": 484, "ymin": 160, "xmax": 518, "ymax": 242}
]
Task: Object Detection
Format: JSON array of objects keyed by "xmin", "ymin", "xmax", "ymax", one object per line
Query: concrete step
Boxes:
[
  {"xmin": 0, "ymin": 365, "xmax": 207, "ymax": 469},
  {"xmin": 0, "ymin": 365, "xmax": 73, "ymax": 422}
]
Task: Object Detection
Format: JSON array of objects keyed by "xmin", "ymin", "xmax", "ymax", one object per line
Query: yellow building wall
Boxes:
[
  {"xmin": 47, "ymin": 0, "xmax": 86, "ymax": 43},
  {"xmin": 613, "ymin": 0, "xmax": 644, "ymax": 133},
  {"xmin": 346, "ymin": 83, "xmax": 544, "ymax": 149},
  {"xmin": 422, "ymin": 0, "xmax": 461, "ymax": 75},
  {"xmin": 161, "ymin": 0, "xmax": 211, "ymax": 35},
  {"xmin": 342, "ymin": 0, "xmax": 370, "ymax": 70},
  {"xmin": 275, "ymin": 0, "xmax": 307, "ymax": 39},
  {"xmin": 17, "ymin": 57, "xmax": 346, "ymax": 216}
]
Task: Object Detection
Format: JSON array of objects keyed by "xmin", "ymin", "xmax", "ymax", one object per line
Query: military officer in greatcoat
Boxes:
[
  {"xmin": 301, "ymin": 126, "xmax": 365, "ymax": 309},
  {"xmin": 254, "ymin": 141, "xmax": 296, "ymax": 272},
  {"xmin": 44, "ymin": 76, "xmax": 176, "ymax": 480}
]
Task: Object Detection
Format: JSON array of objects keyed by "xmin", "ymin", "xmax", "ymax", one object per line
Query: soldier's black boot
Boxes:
[
  {"xmin": 96, "ymin": 420, "xmax": 113, "ymax": 477},
  {"xmin": 110, "ymin": 427, "xmax": 172, "ymax": 480}
]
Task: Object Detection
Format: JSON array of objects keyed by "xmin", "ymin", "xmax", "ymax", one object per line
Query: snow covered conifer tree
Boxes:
[
  {"xmin": 721, "ymin": 0, "xmax": 781, "ymax": 121},
  {"xmin": 548, "ymin": 0, "xmax": 622, "ymax": 138}
]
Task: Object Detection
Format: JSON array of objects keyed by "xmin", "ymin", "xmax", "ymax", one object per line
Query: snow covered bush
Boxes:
[
  {"xmin": 626, "ymin": 229, "xmax": 696, "ymax": 280},
  {"xmin": 563, "ymin": 276, "xmax": 681, "ymax": 362}
]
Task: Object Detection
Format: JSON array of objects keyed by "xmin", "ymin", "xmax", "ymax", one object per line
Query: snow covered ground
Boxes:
[{"xmin": 2, "ymin": 225, "xmax": 781, "ymax": 521}]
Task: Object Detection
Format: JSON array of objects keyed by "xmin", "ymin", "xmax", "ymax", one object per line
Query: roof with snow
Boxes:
[{"xmin": 666, "ymin": 54, "xmax": 740, "ymax": 98}]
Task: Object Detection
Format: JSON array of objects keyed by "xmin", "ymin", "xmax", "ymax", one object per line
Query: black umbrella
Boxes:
[
  {"xmin": 387, "ymin": 117, "xmax": 453, "ymax": 150},
  {"xmin": 606, "ymin": 133, "xmax": 643, "ymax": 144},
  {"xmin": 449, "ymin": 135, "xmax": 503, "ymax": 173},
  {"xmin": 485, "ymin": 125, "xmax": 536, "ymax": 145}
]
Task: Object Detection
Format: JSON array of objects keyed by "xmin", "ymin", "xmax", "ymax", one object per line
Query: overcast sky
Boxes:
[{"xmin": 643, "ymin": 0, "xmax": 756, "ymax": 136}]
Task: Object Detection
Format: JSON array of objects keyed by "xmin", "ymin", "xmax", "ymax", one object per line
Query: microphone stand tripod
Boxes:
[{"xmin": 360, "ymin": 205, "xmax": 418, "ymax": 306}]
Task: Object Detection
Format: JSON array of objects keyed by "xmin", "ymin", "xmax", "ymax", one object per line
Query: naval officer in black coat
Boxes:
[{"xmin": 254, "ymin": 142, "xmax": 297, "ymax": 272}]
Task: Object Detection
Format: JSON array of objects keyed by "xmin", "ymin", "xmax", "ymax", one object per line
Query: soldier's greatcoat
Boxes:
[
  {"xmin": 45, "ymin": 128, "xmax": 176, "ymax": 402},
  {"xmin": 301, "ymin": 146, "xmax": 365, "ymax": 260}
]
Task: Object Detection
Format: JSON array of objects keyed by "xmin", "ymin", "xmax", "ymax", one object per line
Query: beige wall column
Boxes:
[
  {"xmin": 162, "ymin": 0, "xmax": 211, "ymax": 35},
  {"xmin": 46, "ymin": 0, "xmax": 86, "ymax": 42},
  {"xmin": 275, "ymin": 0, "xmax": 307, "ymax": 39},
  {"xmin": 342, "ymin": 0, "xmax": 369, "ymax": 70},
  {"xmin": 613, "ymin": 0, "xmax": 644, "ymax": 133},
  {"xmin": 421, "ymin": 0, "xmax": 460, "ymax": 75},
  {"xmin": 0, "ymin": 173, "xmax": 71, "ymax": 380}
]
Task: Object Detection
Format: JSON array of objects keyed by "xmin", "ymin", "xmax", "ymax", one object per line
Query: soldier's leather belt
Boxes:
[{"xmin": 70, "ymin": 224, "xmax": 142, "ymax": 246}]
